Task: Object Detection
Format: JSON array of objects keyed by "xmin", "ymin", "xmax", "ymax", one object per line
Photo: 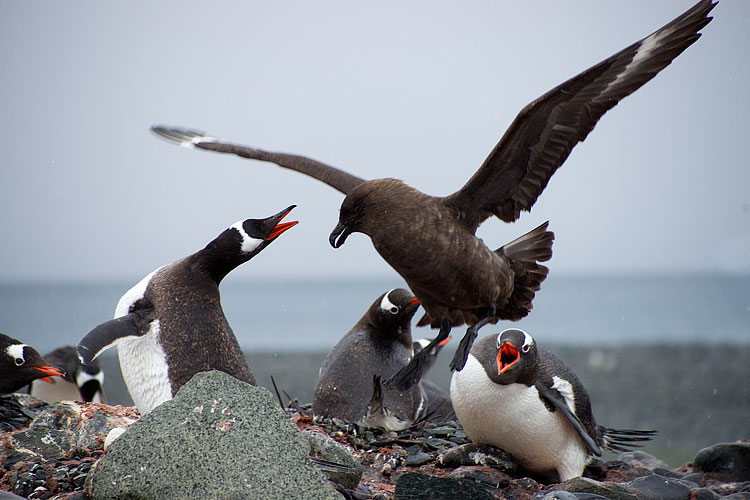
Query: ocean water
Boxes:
[
  {"xmin": 1, "ymin": 274, "xmax": 749, "ymax": 466},
  {"xmin": 0, "ymin": 274, "xmax": 747, "ymax": 353}
]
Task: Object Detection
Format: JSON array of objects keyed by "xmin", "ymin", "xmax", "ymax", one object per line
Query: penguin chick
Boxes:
[
  {"xmin": 28, "ymin": 345, "xmax": 105, "ymax": 403},
  {"xmin": 314, "ymin": 288, "xmax": 451, "ymax": 430}
]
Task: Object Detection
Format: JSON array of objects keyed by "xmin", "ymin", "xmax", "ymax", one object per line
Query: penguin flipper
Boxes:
[
  {"xmin": 77, "ymin": 313, "xmax": 150, "ymax": 365},
  {"xmin": 535, "ymin": 381, "xmax": 602, "ymax": 456}
]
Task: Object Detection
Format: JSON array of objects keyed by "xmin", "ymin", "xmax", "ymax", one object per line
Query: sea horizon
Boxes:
[{"xmin": 1, "ymin": 272, "xmax": 747, "ymax": 355}]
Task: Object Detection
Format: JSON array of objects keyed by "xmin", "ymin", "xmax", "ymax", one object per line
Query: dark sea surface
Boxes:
[{"xmin": 1, "ymin": 274, "xmax": 749, "ymax": 466}]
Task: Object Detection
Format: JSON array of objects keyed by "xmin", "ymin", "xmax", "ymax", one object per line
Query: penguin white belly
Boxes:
[
  {"xmin": 116, "ymin": 320, "xmax": 171, "ymax": 414},
  {"xmin": 451, "ymin": 354, "xmax": 588, "ymax": 480}
]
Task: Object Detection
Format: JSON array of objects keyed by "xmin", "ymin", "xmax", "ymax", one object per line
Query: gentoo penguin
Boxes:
[
  {"xmin": 28, "ymin": 346, "xmax": 105, "ymax": 403},
  {"xmin": 151, "ymin": 0, "xmax": 715, "ymax": 390},
  {"xmin": 77, "ymin": 206, "xmax": 298, "ymax": 414},
  {"xmin": 450, "ymin": 329, "xmax": 656, "ymax": 482},
  {"xmin": 0, "ymin": 333, "xmax": 65, "ymax": 394},
  {"xmin": 313, "ymin": 288, "xmax": 452, "ymax": 430}
]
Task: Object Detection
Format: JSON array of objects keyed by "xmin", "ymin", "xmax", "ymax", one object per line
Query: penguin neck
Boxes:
[
  {"xmin": 193, "ymin": 229, "xmax": 261, "ymax": 284},
  {"xmin": 376, "ymin": 322, "xmax": 413, "ymax": 350}
]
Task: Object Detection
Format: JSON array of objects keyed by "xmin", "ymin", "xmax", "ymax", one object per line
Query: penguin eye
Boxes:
[
  {"xmin": 15, "ymin": 357, "xmax": 24, "ymax": 366},
  {"xmin": 389, "ymin": 306, "xmax": 399, "ymax": 314},
  {"xmin": 522, "ymin": 344, "xmax": 531, "ymax": 353}
]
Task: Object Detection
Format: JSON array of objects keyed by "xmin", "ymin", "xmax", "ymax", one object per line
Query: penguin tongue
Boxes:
[
  {"xmin": 267, "ymin": 220, "xmax": 299, "ymax": 240},
  {"xmin": 496, "ymin": 343, "xmax": 519, "ymax": 374}
]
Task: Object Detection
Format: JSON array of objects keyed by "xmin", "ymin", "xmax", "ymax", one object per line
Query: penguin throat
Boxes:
[{"xmin": 497, "ymin": 343, "xmax": 519, "ymax": 374}]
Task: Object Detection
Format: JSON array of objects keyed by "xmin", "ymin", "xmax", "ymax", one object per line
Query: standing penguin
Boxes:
[
  {"xmin": 77, "ymin": 206, "xmax": 297, "ymax": 414},
  {"xmin": 450, "ymin": 329, "xmax": 655, "ymax": 482},
  {"xmin": 28, "ymin": 346, "xmax": 105, "ymax": 403},
  {"xmin": 313, "ymin": 288, "xmax": 452, "ymax": 430},
  {"xmin": 0, "ymin": 333, "xmax": 65, "ymax": 394}
]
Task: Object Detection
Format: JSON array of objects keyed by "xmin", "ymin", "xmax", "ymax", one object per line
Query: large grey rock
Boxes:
[
  {"xmin": 693, "ymin": 442, "xmax": 750, "ymax": 481},
  {"xmin": 87, "ymin": 371, "xmax": 340, "ymax": 500}
]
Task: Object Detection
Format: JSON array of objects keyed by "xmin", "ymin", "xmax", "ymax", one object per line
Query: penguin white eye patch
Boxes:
[
  {"xmin": 6, "ymin": 344, "xmax": 26, "ymax": 366},
  {"xmin": 380, "ymin": 289, "xmax": 400, "ymax": 314}
]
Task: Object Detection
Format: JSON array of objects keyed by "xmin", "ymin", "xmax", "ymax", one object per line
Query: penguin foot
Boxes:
[
  {"xmin": 449, "ymin": 305, "xmax": 496, "ymax": 372},
  {"xmin": 386, "ymin": 319, "xmax": 452, "ymax": 391},
  {"xmin": 385, "ymin": 350, "xmax": 428, "ymax": 392}
]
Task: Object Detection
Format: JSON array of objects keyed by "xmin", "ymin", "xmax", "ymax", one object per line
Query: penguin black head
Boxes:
[
  {"xmin": 367, "ymin": 288, "xmax": 420, "ymax": 346},
  {"xmin": 490, "ymin": 328, "xmax": 537, "ymax": 384},
  {"xmin": 228, "ymin": 205, "xmax": 299, "ymax": 258},
  {"xmin": 0, "ymin": 333, "xmax": 66, "ymax": 394},
  {"xmin": 40, "ymin": 346, "xmax": 105, "ymax": 402}
]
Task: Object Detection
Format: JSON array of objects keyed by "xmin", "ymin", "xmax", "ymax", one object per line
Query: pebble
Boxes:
[
  {"xmin": 2, "ymin": 393, "xmax": 749, "ymax": 499},
  {"xmin": 405, "ymin": 452, "xmax": 432, "ymax": 467}
]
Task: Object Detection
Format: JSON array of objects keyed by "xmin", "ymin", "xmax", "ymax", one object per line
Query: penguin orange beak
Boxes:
[
  {"xmin": 35, "ymin": 365, "xmax": 66, "ymax": 382},
  {"xmin": 266, "ymin": 208, "xmax": 299, "ymax": 240},
  {"xmin": 267, "ymin": 221, "xmax": 298, "ymax": 240},
  {"xmin": 438, "ymin": 336, "xmax": 451, "ymax": 347},
  {"xmin": 496, "ymin": 342, "xmax": 519, "ymax": 374},
  {"xmin": 409, "ymin": 297, "xmax": 419, "ymax": 305}
]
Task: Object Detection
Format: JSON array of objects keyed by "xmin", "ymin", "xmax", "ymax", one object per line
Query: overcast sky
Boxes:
[{"xmin": 1, "ymin": 0, "xmax": 747, "ymax": 284}]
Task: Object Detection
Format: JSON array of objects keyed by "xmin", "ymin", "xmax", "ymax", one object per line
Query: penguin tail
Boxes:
[
  {"xmin": 497, "ymin": 221, "xmax": 554, "ymax": 320},
  {"xmin": 600, "ymin": 427, "xmax": 658, "ymax": 452},
  {"xmin": 368, "ymin": 375, "xmax": 385, "ymax": 417}
]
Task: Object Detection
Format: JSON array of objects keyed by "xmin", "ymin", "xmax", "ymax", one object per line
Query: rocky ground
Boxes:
[{"xmin": 1, "ymin": 393, "xmax": 749, "ymax": 500}]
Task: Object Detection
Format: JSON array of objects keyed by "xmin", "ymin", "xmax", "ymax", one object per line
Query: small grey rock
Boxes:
[
  {"xmin": 446, "ymin": 466, "xmax": 511, "ymax": 487},
  {"xmin": 536, "ymin": 491, "xmax": 610, "ymax": 500},
  {"xmin": 351, "ymin": 484, "xmax": 372, "ymax": 500},
  {"xmin": 539, "ymin": 492, "xmax": 580, "ymax": 500},
  {"xmin": 563, "ymin": 476, "xmax": 638, "ymax": 500},
  {"xmin": 304, "ymin": 428, "xmax": 363, "ymax": 489},
  {"xmin": 689, "ymin": 487, "xmax": 719, "ymax": 500},
  {"xmin": 0, "ymin": 490, "xmax": 28, "ymax": 500},
  {"xmin": 625, "ymin": 473, "xmax": 693, "ymax": 500},
  {"xmin": 618, "ymin": 451, "xmax": 670, "ymax": 471},
  {"xmin": 437, "ymin": 442, "xmax": 516, "ymax": 474},
  {"xmin": 681, "ymin": 472, "xmax": 706, "ymax": 486},
  {"xmin": 405, "ymin": 452, "xmax": 432, "ymax": 467},
  {"xmin": 394, "ymin": 472, "xmax": 498, "ymax": 500}
]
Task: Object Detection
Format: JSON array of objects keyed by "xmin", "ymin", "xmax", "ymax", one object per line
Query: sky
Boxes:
[{"xmin": 1, "ymin": 0, "xmax": 748, "ymax": 283}]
